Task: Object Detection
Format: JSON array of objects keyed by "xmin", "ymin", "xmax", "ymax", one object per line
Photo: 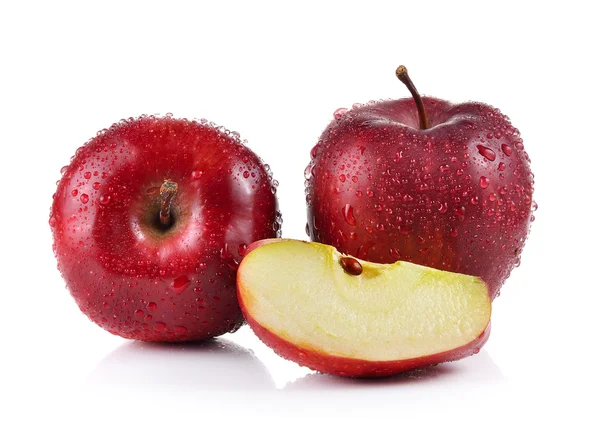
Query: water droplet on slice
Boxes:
[
  {"xmin": 80, "ymin": 194, "xmax": 89, "ymax": 204},
  {"xmin": 480, "ymin": 176, "xmax": 490, "ymax": 189}
]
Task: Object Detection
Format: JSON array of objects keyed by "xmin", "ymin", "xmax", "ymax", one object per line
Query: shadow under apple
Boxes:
[{"xmin": 85, "ymin": 338, "xmax": 276, "ymax": 395}]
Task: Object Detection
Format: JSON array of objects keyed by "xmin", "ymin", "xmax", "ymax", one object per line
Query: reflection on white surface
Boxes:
[
  {"xmin": 85, "ymin": 338, "xmax": 276, "ymax": 393},
  {"xmin": 285, "ymin": 350, "xmax": 504, "ymax": 390}
]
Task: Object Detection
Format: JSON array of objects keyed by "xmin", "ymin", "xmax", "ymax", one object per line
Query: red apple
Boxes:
[
  {"xmin": 50, "ymin": 115, "xmax": 281, "ymax": 341},
  {"xmin": 238, "ymin": 239, "xmax": 491, "ymax": 377},
  {"xmin": 305, "ymin": 66, "xmax": 535, "ymax": 299}
]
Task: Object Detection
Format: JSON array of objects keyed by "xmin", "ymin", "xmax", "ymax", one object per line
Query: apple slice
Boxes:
[{"xmin": 237, "ymin": 239, "xmax": 491, "ymax": 377}]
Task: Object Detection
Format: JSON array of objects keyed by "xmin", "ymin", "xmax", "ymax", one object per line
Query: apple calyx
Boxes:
[
  {"xmin": 340, "ymin": 256, "xmax": 363, "ymax": 275},
  {"xmin": 395, "ymin": 65, "xmax": 429, "ymax": 130},
  {"xmin": 159, "ymin": 179, "xmax": 178, "ymax": 228}
]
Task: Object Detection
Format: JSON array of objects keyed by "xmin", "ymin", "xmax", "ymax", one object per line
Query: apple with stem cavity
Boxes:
[
  {"xmin": 50, "ymin": 116, "xmax": 281, "ymax": 341},
  {"xmin": 238, "ymin": 239, "xmax": 491, "ymax": 377},
  {"xmin": 305, "ymin": 66, "xmax": 535, "ymax": 299}
]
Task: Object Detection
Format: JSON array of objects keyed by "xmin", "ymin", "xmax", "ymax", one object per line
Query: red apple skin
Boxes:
[
  {"xmin": 50, "ymin": 116, "xmax": 281, "ymax": 341},
  {"xmin": 240, "ymin": 303, "xmax": 491, "ymax": 377},
  {"xmin": 306, "ymin": 98, "xmax": 535, "ymax": 299}
]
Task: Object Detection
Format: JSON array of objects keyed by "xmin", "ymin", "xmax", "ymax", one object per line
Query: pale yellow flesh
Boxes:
[{"xmin": 239, "ymin": 240, "xmax": 491, "ymax": 362}]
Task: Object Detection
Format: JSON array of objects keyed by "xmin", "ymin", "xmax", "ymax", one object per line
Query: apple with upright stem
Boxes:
[
  {"xmin": 305, "ymin": 66, "xmax": 535, "ymax": 299},
  {"xmin": 50, "ymin": 116, "xmax": 281, "ymax": 341}
]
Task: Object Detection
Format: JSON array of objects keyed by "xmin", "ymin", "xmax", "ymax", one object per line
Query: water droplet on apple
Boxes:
[
  {"xmin": 191, "ymin": 170, "xmax": 203, "ymax": 179},
  {"xmin": 305, "ymin": 222, "xmax": 310, "ymax": 236},
  {"xmin": 438, "ymin": 202, "xmax": 448, "ymax": 213},
  {"xmin": 304, "ymin": 165, "xmax": 312, "ymax": 180},
  {"xmin": 310, "ymin": 145, "xmax": 319, "ymax": 159},
  {"xmin": 490, "ymin": 193, "xmax": 497, "ymax": 202},
  {"xmin": 84, "ymin": 171, "xmax": 92, "ymax": 179},
  {"xmin": 333, "ymin": 108, "xmax": 348, "ymax": 119},
  {"xmin": 243, "ymin": 171, "xmax": 250, "ymax": 178},
  {"xmin": 532, "ymin": 201, "xmax": 538, "ymax": 212},
  {"xmin": 49, "ymin": 215, "xmax": 57, "ymax": 228},
  {"xmin": 470, "ymin": 196, "xmax": 479, "ymax": 205},
  {"xmin": 439, "ymin": 164, "xmax": 450, "ymax": 173},
  {"xmin": 498, "ymin": 162, "xmax": 506, "ymax": 171},
  {"xmin": 154, "ymin": 322, "xmax": 167, "ymax": 332},
  {"xmin": 174, "ymin": 326, "xmax": 187, "ymax": 335},
  {"xmin": 501, "ymin": 144, "xmax": 512, "ymax": 156},
  {"xmin": 339, "ymin": 174, "xmax": 346, "ymax": 183},
  {"xmin": 343, "ymin": 204, "xmax": 356, "ymax": 226},
  {"xmin": 454, "ymin": 207, "xmax": 466, "ymax": 221},
  {"xmin": 480, "ymin": 176, "xmax": 490, "ymax": 189},
  {"xmin": 477, "ymin": 145, "xmax": 496, "ymax": 161},
  {"xmin": 99, "ymin": 194, "xmax": 111, "ymax": 205},
  {"xmin": 450, "ymin": 228, "xmax": 459, "ymax": 237},
  {"xmin": 238, "ymin": 243, "xmax": 247, "ymax": 256},
  {"xmin": 92, "ymin": 182, "xmax": 101, "ymax": 190},
  {"xmin": 71, "ymin": 189, "xmax": 78, "ymax": 197},
  {"xmin": 134, "ymin": 309, "xmax": 144, "ymax": 318},
  {"xmin": 80, "ymin": 194, "xmax": 89, "ymax": 204},
  {"xmin": 399, "ymin": 225, "xmax": 411, "ymax": 235},
  {"xmin": 147, "ymin": 302, "xmax": 157, "ymax": 312},
  {"xmin": 172, "ymin": 275, "xmax": 191, "ymax": 295}
]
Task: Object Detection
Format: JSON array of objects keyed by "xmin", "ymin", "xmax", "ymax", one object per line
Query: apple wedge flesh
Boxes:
[{"xmin": 238, "ymin": 239, "xmax": 491, "ymax": 377}]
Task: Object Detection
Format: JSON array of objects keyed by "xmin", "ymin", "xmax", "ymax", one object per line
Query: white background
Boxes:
[{"xmin": 1, "ymin": 1, "xmax": 598, "ymax": 427}]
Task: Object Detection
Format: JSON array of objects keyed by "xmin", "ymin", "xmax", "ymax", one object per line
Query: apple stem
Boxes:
[
  {"xmin": 340, "ymin": 256, "xmax": 363, "ymax": 276},
  {"xmin": 159, "ymin": 179, "xmax": 178, "ymax": 226},
  {"xmin": 395, "ymin": 65, "xmax": 429, "ymax": 130}
]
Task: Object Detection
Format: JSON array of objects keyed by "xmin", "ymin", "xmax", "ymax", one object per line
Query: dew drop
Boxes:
[
  {"xmin": 501, "ymin": 144, "xmax": 513, "ymax": 156},
  {"xmin": 243, "ymin": 171, "xmax": 250, "ymax": 178},
  {"xmin": 174, "ymin": 326, "xmax": 187, "ymax": 335},
  {"xmin": 71, "ymin": 189, "xmax": 79, "ymax": 197},
  {"xmin": 93, "ymin": 182, "xmax": 101, "ymax": 190},
  {"xmin": 147, "ymin": 302, "xmax": 157, "ymax": 312},
  {"xmin": 99, "ymin": 194, "xmax": 111, "ymax": 205},
  {"xmin": 173, "ymin": 275, "xmax": 191, "ymax": 295},
  {"xmin": 343, "ymin": 204, "xmax": 356, "ymax": 226},
  {"xmin": 339, "ymin": 174, "xmax": 346, "ymax": 183},
  {"xmin": 134, "ymin": 309, "xmax": 144, "ymax": 318},
  {"xmin": 480, "ymin": 176, "xmax": 490, "ymax": 189},
  {"xmin": 80, "ymin": 194, "xmax": 89, "ymax": 204},
  {"xmin": 333, "ymin": 108, "xmax": 348, "ymax": 119},
  {"xmin": 477, "ymin": 145, "xmax": 496, "ymax": 161},
  {"xmin": 154, "ymin": 322, "xmax": 167, "ymax": 332},
  {"xmin": 84, "ymin": 171, "xmax": 92, "ymax": 179}
]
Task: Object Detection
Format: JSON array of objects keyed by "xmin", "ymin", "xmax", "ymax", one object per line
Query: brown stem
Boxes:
[
  {"xmin": 395, "ymin": 65, "xmax": 429, "ymax": 130},
  {"xmin": 340, "ymin": 256, "xmax": 363, "ymax": 276},
  {"xmin": 159, "ymin": 179, "xmax": 178, "ymax": 226}
]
